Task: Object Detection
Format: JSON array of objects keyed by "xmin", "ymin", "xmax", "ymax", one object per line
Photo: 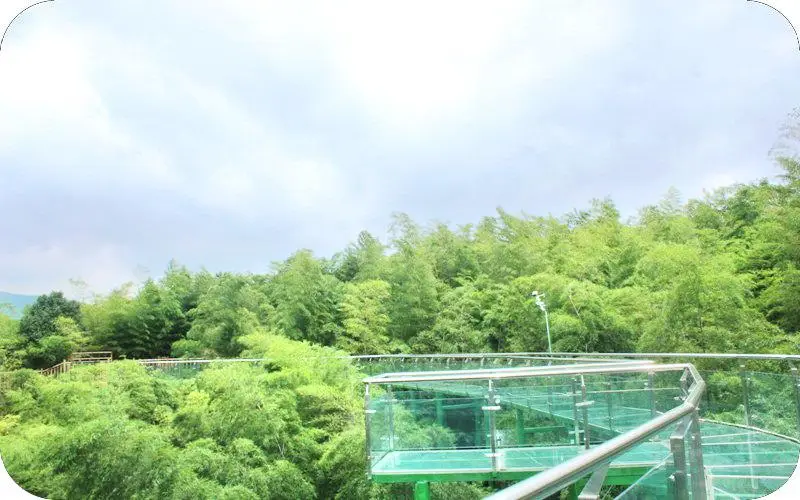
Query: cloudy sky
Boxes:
[{"xmin": 0, "ymin": 0, "xmax": 798, "ymax": 296}]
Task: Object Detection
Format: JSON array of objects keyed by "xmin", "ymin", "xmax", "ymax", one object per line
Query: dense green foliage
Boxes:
[
  {"xmin": 0, "ymin": 334, "xmax": 489, "ymax": 499},
  {"xmin": 4, "ymin": 160, "xmax": 800, "ymax": 367},
  {"xmin": 2, "ymin": 127, "xmax": 800, "ymax": 498}
]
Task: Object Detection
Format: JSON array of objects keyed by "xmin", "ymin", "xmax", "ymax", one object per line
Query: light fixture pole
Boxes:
[{"xmin": 531, "ymin": 291, "xmax": 552, "ymax": 355}]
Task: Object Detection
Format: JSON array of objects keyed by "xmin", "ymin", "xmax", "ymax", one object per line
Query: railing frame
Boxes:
[
  {"xmin": 364, "ymin": 361, "xmax": 706, "ymax": 500},
  {"xmin": 480, "ymin": 364, "xmax": 706, "ymax": 500}
]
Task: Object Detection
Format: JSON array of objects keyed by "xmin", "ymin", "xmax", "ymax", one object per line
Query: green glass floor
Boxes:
[
  {"xmin": 369, "ymin": 375, "xmax": 800, "ymax": 498},
  {"xmin": 372, "ymin": 441, "xmax": 671, "ymax": 477}
]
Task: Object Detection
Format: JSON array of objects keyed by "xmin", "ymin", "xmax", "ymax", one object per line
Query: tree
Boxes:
[
  {"xmin": 332, "ymin": 231, "xmax": 385, "ymax": 283},
  {"xmin": 0, "ymin": 314, "xmax": 23, "ymax": 370},
  {"xmin": 411, "ymin": 283, "xmax": 489, "ymax": 353},
  {"xmin": 421, "ymin": 223, "xmax": 479, "ymax": 287},
  {"xmin": 181, "ymin": 273, "xmax": 266, "ymax": 357},
  {"xmin": 336, "ymin": 280, "xmax": 393, "ymax": 354},
  {"xmin": 385, "ymin": 244, "xmax": 441, "ymax": 344},
  {"xmin": 268, "ymin": 250, "xmax": 343, "ymax": 346},
  {"xmin": 18, "ymin": 292, "xmax": 81, "ymax": 343}
]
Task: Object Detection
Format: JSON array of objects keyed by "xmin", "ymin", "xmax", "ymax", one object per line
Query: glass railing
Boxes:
[
  {"xmin": 617, "ymin": 415, "xmax": 707, "ymax": 500},
  {"xmin": 364, "ymin": 361, "xmax": 698, "ymax": 485}
]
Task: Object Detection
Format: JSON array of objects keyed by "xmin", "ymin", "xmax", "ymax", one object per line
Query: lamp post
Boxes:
[{"xmin": 531, "ymin": 291, "xmax": 552, "ymax": 355}]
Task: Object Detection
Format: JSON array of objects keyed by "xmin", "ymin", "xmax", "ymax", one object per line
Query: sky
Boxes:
[{"xmin": 0, "ymin": 0, "xmax": 799, "ymax": 296}]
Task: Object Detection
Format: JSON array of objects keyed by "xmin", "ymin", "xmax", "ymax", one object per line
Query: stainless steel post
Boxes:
[
  {"xmin": 364, "ymin": 383, "xmax": 374, "ymax": 477},
  {"xmin": 485, "ymin": 380, "xmax": 501, "ymax": 472},
  {"xmin": 387, "ymin": 385, "xmax": 395, "ymax": 451},
  {"xmin": 740, "ymin": 365, "xmax": 756, "ymax": 490},
  {"xmin": 571, "ymin": 377, "xmax": 580, "ymax": 445},
  {"xmin": 680, "ymin": 368, "xmax": 689, "ymax": 400},
  {"xmin": 605, "ymin": 380, "xmax": 614, "ymax": 434},
  {"xmin": 689, "ymin": 411, "xmax": 708, "ymax": 499},
  {"xmin": 580, "ymin": 376, "xmax": 591, "ymax": 449},
  {"xmin": 740, "ymin": 365, "xmax": 751, "ymax": 426},
  {"xmin": 791, "ymin": 366, "xmax": 800, "ymax": 440},
  {"xmin": 670, "ymin": 416, "xmax": 690, "ymax": 500}
]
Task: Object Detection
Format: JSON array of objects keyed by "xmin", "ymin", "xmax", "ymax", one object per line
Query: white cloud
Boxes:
[
  {"xmin": 199, "ymin": 0, "xmax": 630, "ymax": 137},
  {"xmin": 0, "ymin": 18, "xmax": 105, "ymax": 146},
  {"xmin": 0, "ymin": 8, "xmax": 371, "ymax": 223},
  {"xmin": 0, "ymin": 17, "xmax": 182, "ymax": 191},
  {"xmin": 0, "ymin": 0, "xmax": 798, "ymax": 293},
  {"xmin": 0, "ymin": 243, "xmax": 137, "ymax": 296}
]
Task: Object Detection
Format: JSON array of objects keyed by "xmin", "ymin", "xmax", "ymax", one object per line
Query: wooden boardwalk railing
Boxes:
[
  {"xmin": 37, "ymin": 351, "xmax": 114, "ymax": 377},
  {"xmin": 68, "ymin": 351, "xmax": 113, "ymax": 364},
  {"xmin": 39, "ymin": 361, "xmax": 73, "ymax": 377}
]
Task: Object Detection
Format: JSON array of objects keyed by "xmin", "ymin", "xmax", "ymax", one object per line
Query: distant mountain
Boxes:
[{"xmin": 0, "ymin": 292, "xmax": 38, "ymax": 319}]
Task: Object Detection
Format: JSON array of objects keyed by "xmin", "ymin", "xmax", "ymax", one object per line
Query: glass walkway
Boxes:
[{"xmin": 362, "ymin": 355, "xmax": 800, "ymax": 500}]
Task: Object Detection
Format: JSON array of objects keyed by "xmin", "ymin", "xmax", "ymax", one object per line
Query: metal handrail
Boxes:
[
  {"xmin": 134, "ymin": 354, "xmax": 612, "ymax": 364},
  {"xmin": 484, "ymin": 364, "xmax": 706, "ymax": 500},
  {"xmin": 40, "ymin": 353, "xmax": 588, "ymax": 377},
  {"xmin": 135, "ymin": 354, "xmax": 572, "ymax": 364},
  {"xmin": 517, "ymin": 352, "xmax": 800, "ymax": 362},
  {"xmin": 364, "ymin": 361, "xmax": 679, "ymax": 384},
  {"xmin": 363, "ymin": 360, "xmax": 647, "ymax": 383}
]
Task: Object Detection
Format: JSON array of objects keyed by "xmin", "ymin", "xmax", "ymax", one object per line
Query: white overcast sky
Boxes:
[{"xmin": 0, "ymin": 0, "xmax": 799, "ymax": 296}]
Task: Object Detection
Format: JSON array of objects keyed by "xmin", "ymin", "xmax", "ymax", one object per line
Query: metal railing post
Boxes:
[
  {"xmin": 474, "ymin": 400, "xmax": 483, "ymax": 447},
  {"xmin": 689, "ymin": 410, "xmax": 708, "ymax": 499},
  {"xmin": 485, "ymin": 379, "xmax": 501, "ymax": 471},
  {"xmin": 605, "ymin": 380, "xmax": 614, "ymax": 434},
  {"xmin": 571, "ymin": 377, "xmax": 581, "ymax": 445},
  {"xmin": 740, "ymin": 365, "xmax": 751, "ymax": 426},
  {"xmin": 669, "ymin": 416, "xmax": 690, "ymax": 500},
  {"xmin": 680, "ymin": 368, "xmax": 689, "ymax": 400},
  {"xmin": 387, "ymin": 385, "xmax": 395, "ymax": 451},
  {"xmin": 364, "ymin": 383, "xmax": 374, "ymax": 477},
  {"xmin": 791, "ymin": 366, "xmax": 800, "ymax": 440},
  {"xmin": 647, "ymin": 371, "xmax": 656, "ymax": 418},
  {"xmin": 740, "ymin": 365, "xmax": 756, "ymax": 490},
  {"xmin": 579, "ymin": 376, "xmax": 592, "ymax": 449}
]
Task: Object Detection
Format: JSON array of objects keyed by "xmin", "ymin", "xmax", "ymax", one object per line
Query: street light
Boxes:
[{"xmin": 531, "ymin": 291, "xmax": 552, "ymax": 355}]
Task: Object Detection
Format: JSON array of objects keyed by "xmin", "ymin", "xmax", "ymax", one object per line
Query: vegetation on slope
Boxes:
[
  {"xmin": 3, "ymin": 160, "xmax": 800, "ymax": 369},
  {"xmin": 0, "ymin": 333, "xmax": 489, "ymax": 499}
]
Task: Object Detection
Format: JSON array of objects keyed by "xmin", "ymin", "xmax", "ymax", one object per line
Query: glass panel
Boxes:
[
  {"xmin": 367, "ymin": 389, "xmax": 391, "ymax": 470},
  {"xmin": 491, "ymin": 375, "xmax": 576, "ymax": 473},
  {"xmin": 707, "ymin": 473, "xmax": 793, "ymax": 499},
  {"xmin": 366, "ymin": 361, "xmax": 800, "ymax": 498},
  {"xmin": 615, "ymin": 457, "xmax": 674, "ymax": 499},
  {"xmin": 699, "ymin": 369, "xmax": 747, "ymax": 427},
  {"xmin": 746, "ymin": 371, "xmax": 797, "ymax": 438}
]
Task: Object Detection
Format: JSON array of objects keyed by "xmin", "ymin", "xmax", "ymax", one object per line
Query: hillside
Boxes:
[{"xmin": 0, "ymin": 291, "xmax": 37, "ymax": 319}]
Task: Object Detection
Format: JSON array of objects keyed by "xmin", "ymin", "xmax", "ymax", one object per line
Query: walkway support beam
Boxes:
[{"xmin": 414, "ymin": 481, "xmax": 430, "ymax": 500}]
